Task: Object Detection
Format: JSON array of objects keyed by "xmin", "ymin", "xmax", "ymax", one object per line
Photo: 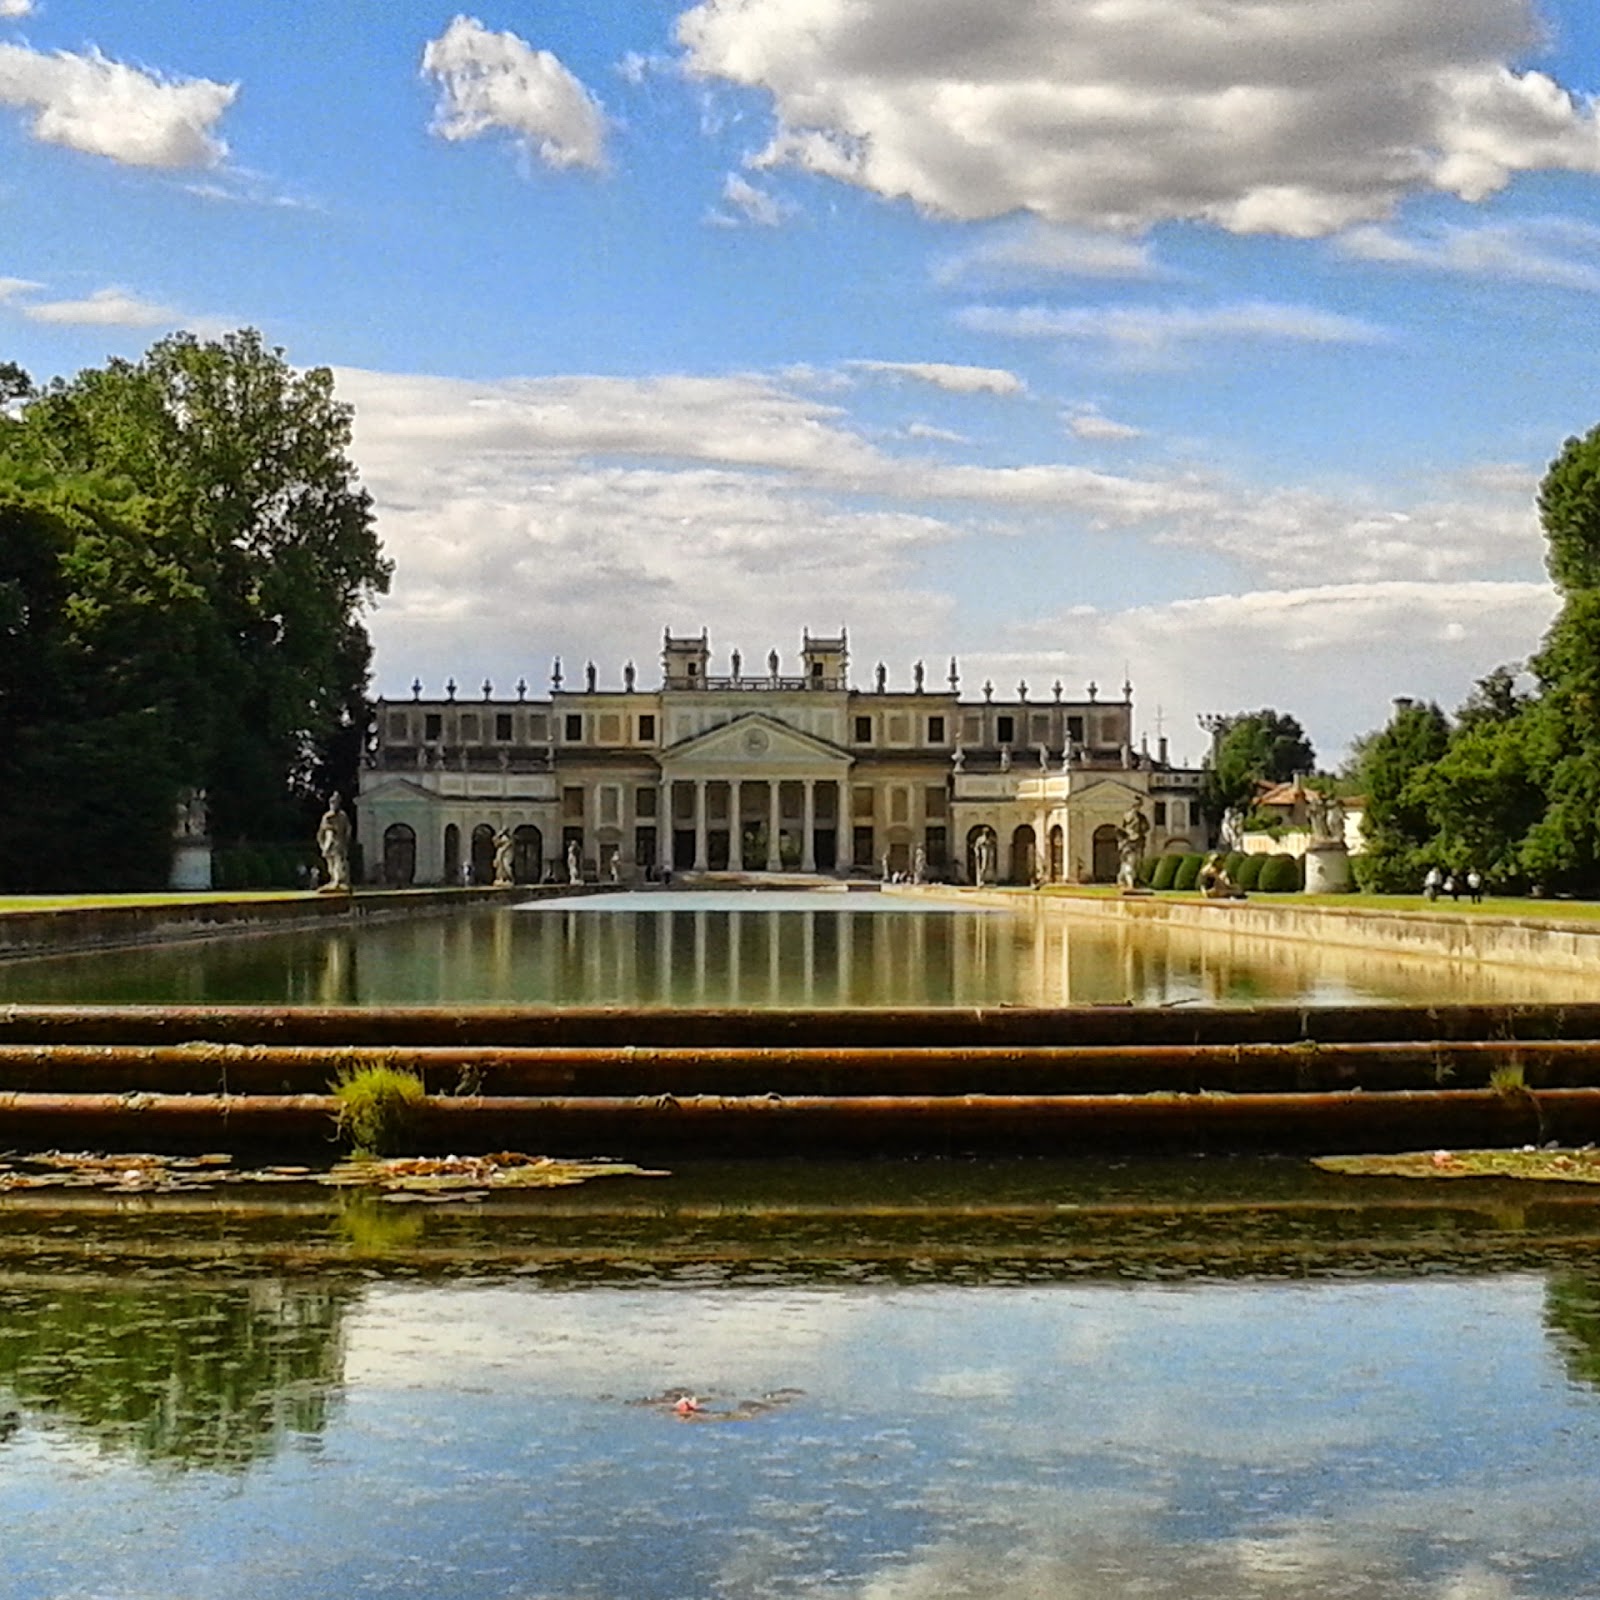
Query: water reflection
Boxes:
[
  {"xmin": 0, "ymin": 1277, "xmax": 349, "ymax": 1470},
  {"xmin": 0, "ymin": 898, "xmax": 1587, "ymax": 1005}
]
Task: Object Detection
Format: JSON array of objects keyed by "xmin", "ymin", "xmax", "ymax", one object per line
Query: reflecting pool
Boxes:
[
  {"xmin": 5, "ymin": 1160, "xmax": 1600, "ymax": 1599},
  {"xmin": 0, "ymin": 892, "xmax": 1583, "ymax": 1006}
]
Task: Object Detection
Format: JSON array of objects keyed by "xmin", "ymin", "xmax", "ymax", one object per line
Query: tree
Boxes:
[
  {"xmin": 11, "ymin": 330, "xmax": 391, "ymax": 845},
  {"xmin": 0, "ymin": 360, "xmax": 31, "ymax": 407},
  {"xmin": 1200, "ymin": 709, "xmax": 1316, "ymax": 820},
  {"xmin": 1350, "ymin": 700, "xmax": 1450, "ymax": 891},
  {"xmin": 1538, "ymin": 424, "xmax": 1600, "ymax": 595}
]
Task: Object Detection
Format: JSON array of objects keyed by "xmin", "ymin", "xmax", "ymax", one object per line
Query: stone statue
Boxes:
[
  {"xmin": 731, "ymin": 649, "xmax": 742, "ymax": 680},
  {"xmin": 973, "ymin": 831, "xmax": 994, "ymax": 887},
  {"xmin": 585, "ymin": 661, "xmax": 597, "ymax": 693},
  {"xmin": 952, "ymin": 744, "xmax": 965, "ymax": 772},
  {"xmin": 174, "ymin": 788, "xmax": 208, "ymax": 839},
  {"xmin": 492, "ymin": 828, "xmax": 514, "ymax": 887},
  {"xmin": 1307, "ymin": 790, "xmax": 1345, "ymax": 845},
  {"xmin": 566, "ymin": 840, "xmax": 581, "ymax": 884},
  {"xmin": 623, "ymin": 661, "xmax": 636, "ymax": 692},
  {"xmin": 913, "ymin": 660, "xmax": 924, "ymax": 693},
  {"xmin": 999, "ymin": 745, "xmax": 1011, "ymax": 772},
  {"xmin": 1115, "ymin": 796, "xmax": 1149, "ymax": 889},
  {"xmin": 1037, "ymin": 744, "xmax": 1050, "ymax": 771},
  {"xmin": 316, "ymin": 793, "xmax": 352, "ymax": 892},
  {"xmin": 768, "ymin": 648, "xmax": 780, "ymax": 679},
  {"xmin": 912, "ymin": 845, "xmax": 926, "ymax": 885},
  {"xmin": 1220, "ymin": 805, "xmax": 1245, "ymax": 851},
  {"xmin": 875, "ymin": 661, "xmax": 887, "ymax": 693}
]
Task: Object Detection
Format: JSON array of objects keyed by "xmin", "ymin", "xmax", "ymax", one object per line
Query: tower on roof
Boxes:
[
  {"xmin": 662, "ymin": 628, "xmax": 711, "ymax": 690},
  {"xmin": 801, "ymin": 628, "xmax": 848, "ymax": 690}
]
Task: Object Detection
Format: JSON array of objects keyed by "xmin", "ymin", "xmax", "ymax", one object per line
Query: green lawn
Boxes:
[
  {"xmin": 0, "ymin": 891, "xmax": 315, "ymax": 913},
  {"xmin": 1039, "ymin": 883, "xmax": 1600, "ymax": 924}
]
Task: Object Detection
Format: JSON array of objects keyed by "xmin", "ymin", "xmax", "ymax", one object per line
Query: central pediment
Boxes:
[{"xmin": 659, "ymin": 712, "xmax": 853, "ymax": 776}]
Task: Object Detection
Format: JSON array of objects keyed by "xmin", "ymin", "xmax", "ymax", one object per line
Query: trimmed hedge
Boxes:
[
  {"xmin": 1235, "ymin": 854, "xmax": 1267, "ymax": 891},
  {"xmin": 1258, "ymin": 852, "xmax": 1303, "ymax": 893},
  {"xmin": 1150, "ymin": 854, "xmax": 1183, "ymax": 891},
  {"xmin": 1172, "ymin": 852, "xmax": 1206, "ymax": 892},
  {"xmin": 1222, "ymin": 851, "xmax": 1247, "ymax": 882}
]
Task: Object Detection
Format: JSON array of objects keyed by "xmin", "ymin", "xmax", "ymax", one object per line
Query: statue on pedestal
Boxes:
[
  {"xmin": 567, "ymin": 840, "xmax": 582, "ymax": 884},
  {"xmin": 912, "ymin": 846, "xmax": 926, "ymax": 885},
  {"xmin": 973, "ymin": 831, "xmax": 994, "ymax": 887},
  {"xmin": 316, "ymin": 793, "xmax": 352, "ymax": 892},
  {"xmin": 1115, "ymin": 796, "xmax": 1149, "ymax": 890},
  {"xmin": 492, "ymin": 829, "xmax": 514, "ymax": 887}
]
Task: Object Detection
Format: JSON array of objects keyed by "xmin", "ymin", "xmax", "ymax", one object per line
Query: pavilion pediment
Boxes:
[{"xmin": 660, "ymin": 712, "xmax": 852, "ymax": 776}]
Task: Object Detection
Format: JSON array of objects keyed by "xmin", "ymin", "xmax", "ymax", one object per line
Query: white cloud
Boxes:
[
  {"xmin": 847, "ymin": 359, "xmax": 1024, "ymax": 394},
  {"xmin": 0, "ymin": 42, "xmax": 234, "ymax": 167},
  {"xmin": 718, "ymin": 171, "xmax": 790, "ymax": 226},
  {"xmin": 1066, "ymin": 405, "xmax": 1142, "ymax": 442},
  {"xmin": 420, "ymin": 14, "xmax": 607, "ymax": 171},
  {"xmin": 0, "ymin": 274, "xmax": 42, "ymax": 300},
  {"xmin": 936, "ymin": 221, "xmax": 1162, "ymax": 286},
  {"xmin": 904, "ymin": 421, "xmax": 967, "ymax": 444},
  {"xmin": 677, "ymin": 0, "xmax": 1600, "ymax": 236},
  {"xmin": 20, "ymin": 285, "xmax": 178, "ymax": 327},
  {"xmin": 0, "ymin": 1, "xmax": 34, "ymax": 19},
  {"xmin": 960, "ymin": 300, "xmax": 1387, "ymax": 356},
  {"xmin": 1337, "ymin": 216, "xmax": 1600, "ymax": 294}
]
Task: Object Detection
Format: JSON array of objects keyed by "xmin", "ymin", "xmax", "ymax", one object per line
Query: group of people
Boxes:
[{"xmin": 1423, "ymin": 864, "xmax": 1483, "ymax": 903}]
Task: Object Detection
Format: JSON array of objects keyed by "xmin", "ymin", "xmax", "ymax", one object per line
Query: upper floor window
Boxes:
[
  {"xmin": 638, "ymin": 714, "xmax": 656, "ymax": 741},
  {"xmin": 996, "ymin": 714, "xmax": 1015, "ymax": 744},
  {"xmin": 927, "ymin": 715, "xmax": 945, "ymax": 743},
  {"xmin": 495, "ymin": 713, "xmax": 513, "ymax": 741},
  {"xmin": 424, "ymin": 713, "xmax": 442, "ymax": 742},
  {"xmin": 854, "ymin": 715, "xmax": 873, "ymax": 742},
  {"xmin": 565, "ymin": 713, "xmax": 583, "ymax": 741}
]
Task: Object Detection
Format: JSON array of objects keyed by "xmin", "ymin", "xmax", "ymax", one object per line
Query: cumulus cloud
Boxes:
[
  {"xmin": 0, "ymin": 1, "xmax": 34, "ymax": 19},
  {"xmin": 1066, "ymin": 405, "xmax": 1142, "ymax": 442},
  {"xmin": 677, "ymin": 0, "xmax": 1600, "ymax": 236},
  {"xmin": 1337, "ymin": 216, "xmax": 1600, "ymax": 294},
  {"xmin": 847, "ymin": 359, "xmax": 1024, "ymax": 394},
  {"xmin": 714, "ymin": 171, "xmax": 790, "ymax": 226},
  {"xmin": 20, "ymin": 285, "xmax": 179, "ymax": 326},
  {"xmin": 960, "ymin": 299, "xmax": 1388, "ymax": 356},
  {"xmin": 0, "ymin": 41, "xmax": 235, "ymax": 167},
  {"xmin": 421, "ymin": 14, "xmax": 607, "ymax": 171},
  {"xmin": 936, "ymin": 221, "xmax": 1162, "ymax": 286}
]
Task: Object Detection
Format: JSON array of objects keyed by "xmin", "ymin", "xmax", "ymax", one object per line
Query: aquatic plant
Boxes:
[{"xmin": 331, "ymin": 1060, "xmax": 427, "ymax": 1156}]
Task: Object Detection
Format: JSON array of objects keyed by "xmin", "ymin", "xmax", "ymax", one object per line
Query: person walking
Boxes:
[
  {"xmin": 1423, "ymin": 865, "xmax": 1442, "ymax": 902},
  {"xmin": 1466, "ymin": 867, "xmax": 1483, "ymax": 903}
]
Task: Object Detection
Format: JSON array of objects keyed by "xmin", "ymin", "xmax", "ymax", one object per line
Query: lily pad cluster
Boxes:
[{"xmin": 1314, "ymin": 1147, "xmax": 1600, "ymax": 1183}]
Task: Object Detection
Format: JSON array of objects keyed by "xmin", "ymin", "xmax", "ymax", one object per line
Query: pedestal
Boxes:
[
  {"xmin": 1303, "ymin": 842, "xmax": 1352, "ymax": 893},
  {"xmin": 169, "ymin": 838, "xmax": 213, "ymax": 891}
]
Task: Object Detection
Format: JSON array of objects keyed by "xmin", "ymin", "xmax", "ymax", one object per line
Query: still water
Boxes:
[
  {"xmin": 4, "ymin": 1160, "xmax": 1600, "ymax": 1599},
  {"xmin": 0, "ymin": 891, "xmax": 1581, "ymax": 1005}
]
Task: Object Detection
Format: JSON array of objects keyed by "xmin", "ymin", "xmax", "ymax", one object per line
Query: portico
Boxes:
[{"xmin": 659, "ymin": 713, "xmax": 852, "ymax": 874}]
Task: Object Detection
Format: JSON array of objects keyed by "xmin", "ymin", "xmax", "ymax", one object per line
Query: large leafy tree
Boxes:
[
  {"xmin": 1350, "ymin": 700, "xmax": 1450, "ymax": 891},
  {"xmin": 11, "ymin": 330, "xmax": 391, "ymax": 843},
  {"xmin": 1200, "ymin": 708, "xmax": 1316, "ymax": 820}
]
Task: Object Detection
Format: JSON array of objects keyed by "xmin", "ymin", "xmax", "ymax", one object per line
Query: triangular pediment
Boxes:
[
  {"xmin": 660, "ymin": 712, "xmax": 852, "ymax": 774},
  {"xmin": 355, "ymin": 775, "xmax": 439, "ymax": 803},
  {"xmin": 1070, "ymin": 776, "xmax": 1148, "ymax": 810}
]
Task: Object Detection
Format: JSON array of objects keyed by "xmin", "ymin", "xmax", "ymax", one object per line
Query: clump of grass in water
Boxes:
[
  {"xmin": 332, "ymin": 1061, "xmax": 427, "ymax": 1156},
  {"xmin": 1490, "ymin": 1061, "xmax": 1527, "ymax": 1096}
]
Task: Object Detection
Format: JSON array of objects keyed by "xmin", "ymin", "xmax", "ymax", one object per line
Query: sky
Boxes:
[{"xmin": 4, "ymin": 2, "xmax": 1600, "ymax": 765}]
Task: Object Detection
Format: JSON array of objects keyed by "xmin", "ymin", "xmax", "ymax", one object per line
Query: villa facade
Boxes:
[{"xmin": 355, "ymin": 629, "xmax": 1208, "ymax": 886}]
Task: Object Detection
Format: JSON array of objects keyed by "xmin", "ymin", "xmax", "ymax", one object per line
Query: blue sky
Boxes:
[{"xmin": 5, "ymin": 1, "xmax": 1600, "ymax": 762}]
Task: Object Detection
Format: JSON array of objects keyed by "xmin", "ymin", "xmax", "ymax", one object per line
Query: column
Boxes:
[
  {"xmin": 660, "ymin": 779, "xmax": 672, "ymax": 875},
  {"xmin": 694, "ymin": 778, "xmax": 708, "ymax": 870},
  {"xmin": 836, "ymin": 780, "xmax": 848, "ymax": 874},
  {"xmin": 801, "ymin": 778, "xmax": 817, "ymax": 871},
  {"xmin": 766, "ymin": 779, "xmax": 782, "ymax": 871},
  {"xmin": 729, "ymin": 779, "xmax": 744, "ymax": 871},
  {"xmin": 1038, "ymin": 810, "xmax": 1050, "ymax": 883}
]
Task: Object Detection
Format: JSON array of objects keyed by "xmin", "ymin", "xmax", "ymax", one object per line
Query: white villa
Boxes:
[{"xmin": 355, "ymin": 628, "xmax": 1208, "ymax": 885}]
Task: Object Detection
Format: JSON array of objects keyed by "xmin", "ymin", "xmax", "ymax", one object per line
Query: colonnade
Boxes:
[{"xmin": 665, "ymin": 775, "xmax": 843, "ymax": 872}]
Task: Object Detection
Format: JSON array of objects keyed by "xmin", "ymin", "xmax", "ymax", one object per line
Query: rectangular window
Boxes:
[
  {"xmin": 636, "ymin": 786, "xmax": 658, "ymax": 818},
  {"xmin": 887, "ymin": 714, "xmax": 910, "ymax": 744},
  {"xmin": 925, "ymin": 826, "xmax": 948, "ymax": 867},
  {"xmin": 925, "ymin": 786, "xmax": 948, "ymax": 819},
  {"xmin": 527, "ymin": 712, "xmax": 548, "ymax": 740},
  {"xmin": 424, "ymin": 712, "xmax": 442, "ymax": 742},
  {"xmin": 1066, "ymin": 715, "xmax": 1085, "ymax": 743},
  {"xmin": 890, "ymin": 787, "xmax": 910, "ymax": 823},
  {"xmin": 962, "ymin": 714, "xmax": 982, "ymax": 744},
  {"xmin": 1154, "ymin": 801, "xmax": 1168, "ymax": 826},
  {"xmin": 565, "ymin": 713, "xmax": 583, "ymax": 741},
  {"xmin": 387, "ymin": 711, "xmax": 410, "ymax": 741},
  {"xmin": 1170, "ymin": 800, "xmax": 1186, "ymax": 829},
  {"xmin": 598, "ymin": 713, "xmax": 622, "ymax": 743},
  {"xmin": 562, "ymin": 786, "xmax": 585, "ymax": 821},
  {"xmin": 638, "ymin": 714, "xmax": 656, "ymax": 741},
  {"xmin": 810, "ymin": 660, "xmax": 823, "ymax": 679},
  {"xmin": 1030, "ymin": 712, "xmax": 1049, "ymax": 744},
  {"xmin": 599, "ymin": 786, "xmax": 620, "ymax": 825},
  {"xmin": 927, "ymin": 715, "xmax": 945, "ymax": 743},
  {"xmin": 854, "ymin": 715, "xmax": 872, "ymax": 742},
  {"xmin": 495, "ymin": 712, "xmax": 513, "ymax": 741},
  {"xmin": 635, "ymin": 826, "xmax": 657, "ymax": 869},
  {"xmin": 996, "ymin": 714, "xmax": 1014, "ymax": 744},
  {"xmin": 460, "ymin": 713, "xmax": 480, "ymax": 742},
  {"xmin": 853, "ymin": 825, "xmax": 876, "ymax": 868},
  {"xmin": 852, "ymin": 785, "xmax": 875, "ymax": 818}
]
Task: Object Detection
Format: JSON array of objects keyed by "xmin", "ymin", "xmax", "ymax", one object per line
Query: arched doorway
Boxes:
[
  {"xmin": 382, "ymin": 823, "xmax": 416, "ymax": 887},
  {"xmin": 512, "ymin": 824, "xmax": 543, "ymax": 883},
  {"xmin": 1092, "ymin": 823, "xmax": 1120, "ymax": 883},
  {"xmin": 966, "ymin": 825, "xmax": 997, "ymax": 885},
  {"xmin": 1010, "ymin": 825, "xmax": 1036, "ymax": 885},
  {"xmin": 1048, "ymin": 824, "xmax": 1064, "ymax": 883},
  {"xmin": 470, "ymin": 823, "xmax": 496, "ymax": 885},
  {"xmin": 442, "ymin": 824, "xmax": 461, "ymax": 885}
]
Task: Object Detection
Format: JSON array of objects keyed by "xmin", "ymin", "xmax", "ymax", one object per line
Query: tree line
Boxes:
[
  {"xmin": 1200, "ymin": 427, "xmax": 1600, "ymax": 895},
  {"xmin": 0, "ymin": 332, "xmax": 390, "ymax": 891}
]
